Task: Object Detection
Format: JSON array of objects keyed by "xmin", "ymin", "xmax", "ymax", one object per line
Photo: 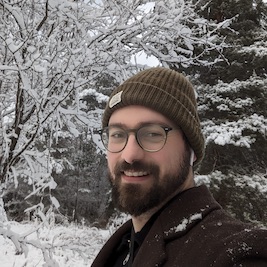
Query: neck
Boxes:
[
  {"xmin": 132, "ymin": 171, "xmax": 195, "ymax": 232},
  {"xmin": 131, "ymin": 207, "xmax": 159, "ymax": 232}
]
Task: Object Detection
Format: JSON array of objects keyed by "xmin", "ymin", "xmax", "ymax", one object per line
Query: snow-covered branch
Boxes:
[{"xmin": 0, "ymin": 0, "xmax": 231, "ymax": 220}]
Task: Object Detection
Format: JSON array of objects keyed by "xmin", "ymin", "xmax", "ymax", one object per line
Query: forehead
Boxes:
[{"xmin": 109, "ymin": 105, "xmax": 175, "ymax": 128}]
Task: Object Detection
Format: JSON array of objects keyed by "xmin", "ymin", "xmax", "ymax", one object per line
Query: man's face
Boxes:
[{"xmin": 107, "ymin": 105, "xmax": 192, "ymax": 216}]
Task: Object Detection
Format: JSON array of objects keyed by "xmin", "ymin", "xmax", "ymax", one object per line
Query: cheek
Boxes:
[
  {"xmin": 107, "ymin": 153, "xmax": 118, "ymax": 175},
  {"xmin": 149, "ymin": 153, "xmax": 168, "ymax": 175},
  {"xmin": 159, "ymin": 144, "xmax": 185, "ymax": 171}
]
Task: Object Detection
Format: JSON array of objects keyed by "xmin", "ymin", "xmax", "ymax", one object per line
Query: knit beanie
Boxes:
[{"xmin": 102, "ymin": 67, "xmax": 205, "ymax": 165}]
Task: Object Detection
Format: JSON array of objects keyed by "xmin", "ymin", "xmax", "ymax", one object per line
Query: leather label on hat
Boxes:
[{"xmin": 109, "ymin": 91, "xmax": 123, "ymax": 108}]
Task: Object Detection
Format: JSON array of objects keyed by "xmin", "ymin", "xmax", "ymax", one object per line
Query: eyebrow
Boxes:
[{"xmin": 108, "ymin": 121, "xmax": 173, "ymax": 128}]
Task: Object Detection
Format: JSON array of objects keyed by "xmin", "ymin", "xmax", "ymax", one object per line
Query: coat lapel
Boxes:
[{"xmin": 133, "ymin": 218, "xmax": 167, "ymax": 267}]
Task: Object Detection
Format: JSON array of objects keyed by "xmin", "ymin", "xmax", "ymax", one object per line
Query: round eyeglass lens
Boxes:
[
  {"xmin": 137, "ymin": 124, "xmax": 167, "ymax": 152},
  {"xmin": 102, "ymin": 126, "xmax": 127, "ymax": 152}
]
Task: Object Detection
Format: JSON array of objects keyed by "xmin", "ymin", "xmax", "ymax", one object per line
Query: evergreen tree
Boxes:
[
  {"xmin": 191, "ymin": 0, "xmax": 267, "ymax": 84},
  {"xmin": 181, "ymin": 0, "xmax": 267, "ymax": 225}
]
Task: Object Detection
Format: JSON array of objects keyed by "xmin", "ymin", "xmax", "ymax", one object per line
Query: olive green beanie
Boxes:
[{"xmin": 102, "ymin": 67, "xmax": 205, "ymax": 165}]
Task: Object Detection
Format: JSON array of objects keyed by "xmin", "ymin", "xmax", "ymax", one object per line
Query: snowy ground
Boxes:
[{"xmin": 0, "ymin": 221, "xmax": 110, "ymax": 267}]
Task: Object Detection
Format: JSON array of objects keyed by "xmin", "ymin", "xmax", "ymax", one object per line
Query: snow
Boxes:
[
  {"xmin": 195, "ymin": 172, "xmax": 267, "ymax": 195},
  {"xmin": 0, "ymin": 221, "xmax": 109, "ymax": 267},
  {"xmin": 203, "ymin": 113, "xmax": 267, "ymax": 148},
  {"xmin": 165, "ymin": 213, "xmax": 202, "ymax": 235}
]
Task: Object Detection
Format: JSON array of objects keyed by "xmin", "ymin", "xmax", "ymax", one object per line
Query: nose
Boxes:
[{"xmin": 120, "ymin": 134, "xmax": 145, "ymax": 164}]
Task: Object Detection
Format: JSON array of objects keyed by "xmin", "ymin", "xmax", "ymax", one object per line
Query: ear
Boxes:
[{"xmin": 190, "ymin": 149, "xmax": 196, "ymax": 166}]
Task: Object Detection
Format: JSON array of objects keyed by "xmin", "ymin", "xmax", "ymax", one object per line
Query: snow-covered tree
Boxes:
[
  {"xmin": 0, "ymin": 0, "xmax": 230, "ymax": 222},
  {"xmin": 185, "ymin": 0, "xmax": 267, "ymax": 225},
  {"xmin": 190, "ymin": 0, "xmax": 267, "ymax": 84},
  {"xmin": 0, "ymin": 0, "xmax": 233, "ymax": 263}
]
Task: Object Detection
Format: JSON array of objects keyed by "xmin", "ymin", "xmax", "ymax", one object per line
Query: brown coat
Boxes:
[{"xmin": 92, "ymin": 185, "xmax": 267, "ymax": 267}]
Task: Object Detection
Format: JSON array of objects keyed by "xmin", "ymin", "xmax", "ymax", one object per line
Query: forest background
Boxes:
[{"xmin": 0, "ymin": 0, "xmax": 267, "ymax": 265}]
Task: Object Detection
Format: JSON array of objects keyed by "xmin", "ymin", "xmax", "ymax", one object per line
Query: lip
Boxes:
[{"xmin": 121, "ymin": 171, "xmax": 150, "ymax": 183}]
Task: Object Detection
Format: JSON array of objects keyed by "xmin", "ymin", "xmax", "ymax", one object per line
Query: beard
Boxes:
[{"xmin": 108, "ymin": 146, "xmax": 191, "ymax": 217}]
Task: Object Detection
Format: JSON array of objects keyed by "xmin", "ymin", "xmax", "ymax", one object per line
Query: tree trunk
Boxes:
[{"xmin": 0, "ymin": 197, "xmax": 8, "ymax": 222}]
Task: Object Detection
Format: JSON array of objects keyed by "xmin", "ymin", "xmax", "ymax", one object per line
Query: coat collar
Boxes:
[
  {"xmin": 133, "ymin": 185, "xmax": 222, "ymax": 266},
  {"xmin": 161, "ymin": 185, "xmax": 221, "ymax": 240}
]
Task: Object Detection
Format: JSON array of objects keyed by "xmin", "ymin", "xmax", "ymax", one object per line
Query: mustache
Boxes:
[{"xmin": 113, "ymin": 161, "xmax": 160, "ymax": 177}]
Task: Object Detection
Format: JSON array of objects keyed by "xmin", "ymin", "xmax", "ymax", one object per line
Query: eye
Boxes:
[
  {"xmin": 109, "ymin": 128, "xmax": 127, "ymax": 140},
  {"xmin": 145, "ymin": 131, "xmax": 163, "ymax": 138},
  {"xmin": 139, "ymin": 125, "xmax": 165, "ymax": 142}
]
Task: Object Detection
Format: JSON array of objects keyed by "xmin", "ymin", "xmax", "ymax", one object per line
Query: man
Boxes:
[{"xmin": 92, "ymin": 67, "xmax": 267, "ymax": 267}]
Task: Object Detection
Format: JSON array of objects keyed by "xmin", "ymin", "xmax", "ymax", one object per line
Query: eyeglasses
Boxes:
[{"xmin": 98, "ymin": 124, "xmax": 177, "ymax": 153}]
